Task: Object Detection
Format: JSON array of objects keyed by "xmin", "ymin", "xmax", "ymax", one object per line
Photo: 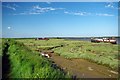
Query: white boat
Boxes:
[{"xmin": 91, "ymin": 38, "xmax": 117, "ymax": 44}]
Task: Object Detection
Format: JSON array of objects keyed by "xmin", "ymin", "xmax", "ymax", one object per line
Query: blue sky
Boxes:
[{"xmin": 2, "ymin": 2, "xmax": 119, "ymax": 38}]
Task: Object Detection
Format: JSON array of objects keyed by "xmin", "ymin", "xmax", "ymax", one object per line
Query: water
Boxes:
[{"xmin": 117, "ymin": 38, "xmax": 120, "ymax": 44}]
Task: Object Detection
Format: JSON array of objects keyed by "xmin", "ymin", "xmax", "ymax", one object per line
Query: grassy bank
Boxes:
[
  {"xmin": 17, "ymin": 39, "xmax": 119, "ymax": 70},
  {"xmin": 0, "ymin": 39, "xmax": 3, "ymax": 56},
  {"xmin": 2, "ymin": 39, "xmax": 70, "ymax": 78}
]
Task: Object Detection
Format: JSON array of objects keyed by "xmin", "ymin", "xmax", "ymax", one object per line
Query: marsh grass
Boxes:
[
  {"xmin": 2, "ymin": 39, "xmax": 71, "ymax": 78},
  {"xmin": 16, "ymin": 39, "xmax": 119, "ymax": 70}
]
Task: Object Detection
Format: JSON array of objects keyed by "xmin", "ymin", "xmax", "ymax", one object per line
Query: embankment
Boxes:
[{"xmin": 2, "ymin": 39, "xmax": 70, "ymax": 78}]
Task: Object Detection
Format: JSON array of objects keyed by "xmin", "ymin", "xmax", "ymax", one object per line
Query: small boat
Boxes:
[
  {"xmin": 91, "ymin": 38, "xmax": 117, "ymax": 44},
  {"xmin": 91, "ymin": 38, "xmax": 103, "ymax": 43}
]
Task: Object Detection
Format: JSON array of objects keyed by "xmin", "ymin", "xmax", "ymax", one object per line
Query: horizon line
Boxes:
[{"xmin": 1, "ymin": 36, "xmax": 120, "ymax": 38}]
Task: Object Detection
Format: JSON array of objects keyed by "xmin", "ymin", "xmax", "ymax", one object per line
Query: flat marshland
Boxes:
[{"xmin": 2, "ymin": 38, "xmax": 119, "ymax": 78}]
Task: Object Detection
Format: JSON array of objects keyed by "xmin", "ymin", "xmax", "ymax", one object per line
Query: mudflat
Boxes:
[{"xmin": 51, "ymin": 53, "xmax": 118, "ymax": 78}]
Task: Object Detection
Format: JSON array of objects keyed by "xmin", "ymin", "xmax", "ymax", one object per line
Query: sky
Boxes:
[{"xmin": 2, "ymin": 2, "xmax": 119, "ymax": 38}]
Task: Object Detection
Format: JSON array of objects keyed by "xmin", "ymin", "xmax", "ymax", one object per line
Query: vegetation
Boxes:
[
  {"xmin": 0, "ymin": 39, "xmax": 2, "ymax": 56},
  {"xmin": 17, "ymin": 39, "xmax": 119, "ymax": 71},
  {"xmin": 2, "ymin": 39, "xmax": 70, "ymax": 78},
  {"xmin": 2, "ymin": 38, "xmax": 119, "ymax": 78}
]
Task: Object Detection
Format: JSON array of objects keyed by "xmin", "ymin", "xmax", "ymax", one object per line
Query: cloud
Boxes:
[
  {"xmin": 64, "ymin": 11, "xmax": 69, "ymax": 14},
  {"xmin": 105, "ymin": 2, "xmax": 114, "ymax": 8},
  {"xmin": 96, "ymin": 13, "xmax": 114, "ymax": 16},
  {"xmin": 64, "ymin": 11, "xmax": 91, "ymax": 16},
  {"xmin": 46, "ymin": 2, "xmax": 51, "ymax": 4},
  {"xmin": 13, "ymin": 5, "xmax": 65, "ymax": 15},
  {"xmin": 64, "ymin": 11, "xmax": 114, "ymax": 17},
  {"xmin": 29, "ymin": 5, "xmax": 60, "ymax": 15},
  {"xmin": 13, "ymin": 12, "xmax": 27, "ymax": 15},
  {"xmin": 29, "ymin": 12, "xmax": 41, "ymax": 15},
  {"xmin": 33, "ymin": 5, "xmax": 55, "ymax": 12},
  {"xmin": 32, "ymin": 5, "xmax": 64, "ymax": 13},
  {"xmin": 8, "ymin": 27, "xmax": 11, "ymax": 29},
  {"xmin": 3, "ymin": 5, "xmax": 16, "ymax": 10},
  {"xmin": 105, "ymin": 2, "xmax": 119, "ymax": 10},
  {"xmin": 3, "ymin": 3, "xmax": 19, "ymax": 11}
]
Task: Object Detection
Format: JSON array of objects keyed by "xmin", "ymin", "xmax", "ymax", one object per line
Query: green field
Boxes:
[
  {"xmin": 16, "ymin": 38, "xmax": 119, "ymax": 70},
  {"xmin": 2, "ymin": 38, "xmax": 119, "ymax": 78}
]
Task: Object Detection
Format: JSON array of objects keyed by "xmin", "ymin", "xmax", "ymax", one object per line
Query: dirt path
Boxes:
[{"xmin": 50, "ymin": 53, "xmax": 118, "ymax": 78}]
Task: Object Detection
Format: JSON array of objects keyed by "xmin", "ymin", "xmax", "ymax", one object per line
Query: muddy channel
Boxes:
[{"xmin": 50, "ymin": 53, "xmax": 118, "ymax": 78}]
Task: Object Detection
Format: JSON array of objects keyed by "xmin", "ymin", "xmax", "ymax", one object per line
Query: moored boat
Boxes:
[{"xmin": 91, "ymin": 38, "xmax": 117, "ymax": 44}]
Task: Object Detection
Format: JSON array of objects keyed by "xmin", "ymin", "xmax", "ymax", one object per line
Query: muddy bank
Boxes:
[{"xmin": 50, "ymin": 53, "xmax": 118, "ymax": 78}]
